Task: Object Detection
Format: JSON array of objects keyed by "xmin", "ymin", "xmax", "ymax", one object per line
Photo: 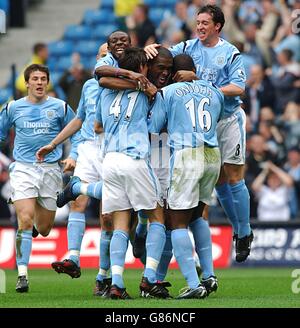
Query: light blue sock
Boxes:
[
  {"xmin": 96, "ymin": 230, "xmax": 112, "ymax": 281},
  {"xmin": 230, "ymin": 179, "xmax": 251, "ymax": 238},
  {"xmin": 215, "ymin": 183, "xmax": 239, "ymax": 235},
  {"xmin": 136, "ymin": 211, "xmax": 148, "ymax": 237},
  {"xmin": 67, "ymin": 212, "xmax": 85, "ymax": 266},
  {"xmin": 72, "ymin": 181, "xmax": 103, "ymax": 200},
  {"xmin": 189, "ymin": 218, "xmax": 214, "ymax": 279},
  {"xmin": 156, "ymin": 230, "xmax": 172, "ymax": 281},
  {"xmin": 110, "ymin": 229, "xmax": 129, "ymax": 288},
  {"xmin": 16, "ymin": 230, "xmax": 32, "ymax": 268},
  {"xmin": 171, "ymin": 229, "xmax": 200, "ymax": 289},
  {"xmin": 144, "ymin": 222, "xmax": 166, "ymax": 283}
]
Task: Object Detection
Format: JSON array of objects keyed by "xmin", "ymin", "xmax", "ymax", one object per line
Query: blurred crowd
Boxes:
[{"xmin": 0, "ymin": 0, "xmax": 299, "ymax": 222}]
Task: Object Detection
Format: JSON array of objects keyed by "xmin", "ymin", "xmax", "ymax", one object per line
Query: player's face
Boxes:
[
  {"xmin": 26, "ymin": 70, "xmax": 48, "ymax": 101},
  {"xmin": 196, "ymin": 13, "xmax": 221, "ymax": 45},
  {"xmin": 147, "ymin": 56, "xmax": 173, "ymax": 89},
  {"xmin": 108, "ymin": 32, "xmax": 131, "ymax": 59}
]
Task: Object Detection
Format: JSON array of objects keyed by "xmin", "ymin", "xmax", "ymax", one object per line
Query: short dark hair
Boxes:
[
  {"xmin": 32, "ymin": 43, "xmax": 47, "ymax": 54},
  {"xmin": 173, "ymin": 54, "xmax": 196, "ymax": 74},
  {"xmin": 198, "ymin": 5, "xmax": 225, "ymax": 32},
  {"xmin": 24, "ymin": 64, "xmax": 50, "ymax": 82},
  {"xmin": 118, "ymin": 47, "xmax": 147, "ymax": 73},
  {"xmin": 148, "ymin": 47, "xmax": 173, "ymax": 66}
]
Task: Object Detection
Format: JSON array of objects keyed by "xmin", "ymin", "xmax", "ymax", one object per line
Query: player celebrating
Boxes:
[
  {"xmin": 148, "ymin": 54, "xmax": 224, "ymax": 298},
  {"xmin": 0, "ymin": 64, "xmax": 79, "ymax": 293},
  {"xmin": 145, "ymin": 4, "xmax": 253, "ymax": 262}
]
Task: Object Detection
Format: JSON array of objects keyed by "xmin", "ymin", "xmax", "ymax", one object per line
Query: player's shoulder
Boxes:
[
  {"xmin": 83, "ymin": 77, "xmax": 99, "ymax": 90},
  {"xmin": 219, "ymin": 38, "xmax": 241, "ymax": 58}
]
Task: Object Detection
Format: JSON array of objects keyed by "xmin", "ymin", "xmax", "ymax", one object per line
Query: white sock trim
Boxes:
[
  {"xmin": 69, "ymin": 250, "xmax": 80, "ymax": 257},
  {"xmin": 111, "ymin": 265, "xmax": 124, "ymax": 276},
  {"xmin": 99, "ymin": 268, "xmax": 107, "ymax": 276},
  {"xmin": 145, "ymin": 257, "xmax": 159, "ymax": 271},
  {"xmin": 18, "ymin": 265, "xmax": 28, "ymax": 278},
  {"xmin": 80, "ymin": 183, "xmax": 89, "ymax": 196}
]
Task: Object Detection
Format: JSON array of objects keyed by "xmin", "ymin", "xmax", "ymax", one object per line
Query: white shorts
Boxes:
[
  {"xmin": 9, "ymin": 161, "xmax": 63, "ymax": 211},
  {"xmin": 102, "ymin": 152, "xmax": 163, "ymax": 214},
  {"xmin": 154, "ymin": 167, "xmax": 169, "ymax": 200},
  {"xmin": 168, "ymin": 146, "xmax": 221, "ymax": 210},
  {"xmin": 73, "ymin": 140, "xmax": 103, "ymax": 183},
  {"xmin": 217, "ymin": 107, "xmax": 246, "ymax": 165}
]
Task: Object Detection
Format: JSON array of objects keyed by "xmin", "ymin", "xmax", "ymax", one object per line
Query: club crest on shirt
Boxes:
[
  {"xmin": 216, "ymin": 56, "xmax": 225, "ymax": 66},
  {"xmin": 45, "ymin": 109, "xmax": 55, "ymax": 120}
]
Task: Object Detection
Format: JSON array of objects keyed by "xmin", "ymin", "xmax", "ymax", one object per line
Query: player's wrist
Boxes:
[{"xmin": 49, "ymin": 142, "xmax": 57, "ymax": 149}]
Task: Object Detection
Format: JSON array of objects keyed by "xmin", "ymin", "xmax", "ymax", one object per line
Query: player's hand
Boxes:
[
  {"xmin": 144, "ymin": 82, "xmax": 157, "ymax": 100},
  {"xmin": 61, "ymin": 157, "xmax": 76, "ymax": 173},
  {"xmin": 144, "ymin": 44, "xmax": 161, "ymax": 59},
  {"xmin": 36, "ymin": 144, "xmax": 55, "ymax": 162},
  {"xmin": 173, "ymin": 70, "xmax": 198, "ymax": 82},
  {"xmin": 128, "ymin": 72, "xmax": 149, "ymax": 90}
]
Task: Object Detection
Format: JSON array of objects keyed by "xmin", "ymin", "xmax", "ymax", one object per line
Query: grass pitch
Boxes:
[{"xmin": 0, "ymin": 268, "xmax": 299, "ymax": 308}]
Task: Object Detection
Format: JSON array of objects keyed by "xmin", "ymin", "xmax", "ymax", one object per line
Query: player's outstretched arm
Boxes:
[
  {"xmin": 96, "ymin": 66, "xmax": 149, "ymax": 89},
  {"xmin": 35, "ymin": 117, "xmax": 83, "ymax": 161}
]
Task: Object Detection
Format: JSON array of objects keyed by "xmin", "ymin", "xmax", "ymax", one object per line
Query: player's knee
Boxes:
[
  {"xmin": 17, "ymin": 213, "xmax": 34, "ymax": 230},
  {"xmin": 37, "ymin": 224, "xmax": 52, "ymax": 237},
  {"xmin": 101, "ymin": 213, "xmax": 113, "ymax": 232},
  {"xmin": 70, "ymin": 196, "xmax": 88, "ymax": 212}
]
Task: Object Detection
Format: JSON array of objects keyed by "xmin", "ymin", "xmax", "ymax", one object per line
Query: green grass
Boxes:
[{"xmin": 0, "ymin": 268, "xmax": 299, "ymax": 308}]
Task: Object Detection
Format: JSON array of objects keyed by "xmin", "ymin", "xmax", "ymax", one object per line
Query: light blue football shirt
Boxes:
[
  {"xmin": 148, "ymin": 79, "xmax": 224, "ymax": 150},
  {"xmin": 98, "ymin": 89, "xmax": 151, "ymax": 159},
  {"xmin": 0, "ymin": 96, "xmax": 80, "ymax": 163},
  {"xmin": 170, "ymin": 38, "xmax": 246, "ymax": 118},
  {"xmin": 94, "ymin": 52, "xmax": 118, "ymax": 71},
  {"xmin": 76, "ymin": 78, "xmax": 103, "ymax": 141}
]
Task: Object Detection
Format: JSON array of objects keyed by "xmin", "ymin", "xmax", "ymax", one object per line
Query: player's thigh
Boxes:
[
  {"xmin": 124, "ymin": 157, "xmax": 163, "ymax": 212},
  {"xmin": 9, "ymin": 162, "xmax": 39, "ymax": 202},
  {"xmin": 38, "ymin": 164, "xmax": 63, "ymax": 211},
  {"xmin": 168, "ymin": 147, "xmax": 204, "ymax": 210},
  {"xmin": 102, "ymin": 153, "xmax": 132, "ymax": 214},
  {"xmin": 74, "ymin": 141, "xmax": 103, "ymax": 182},
  {"xmin": 217, "ymin": 108, "xmax": 246, "ymax": 166},
  {"xmin": 14, "ymin": 198, "xmax": 36, "ymax": 229}
]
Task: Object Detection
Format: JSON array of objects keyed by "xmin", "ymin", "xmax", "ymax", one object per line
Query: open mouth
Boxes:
[
  {"xmin": 115, "ymin": 47, "xmax": 125, "ymax": 55},
  {"xmin": 36, "ymin": 87, "xmax": 44, "ymax": 93}
]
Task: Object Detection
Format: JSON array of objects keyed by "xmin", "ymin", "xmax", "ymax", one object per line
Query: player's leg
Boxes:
[
  {"xmin": 14, "ymin": 198, "xmax": 36, "ymax": 293},
  {"xmin": 51, "ymin": 195, "xmax": 89, "ymax": 278},
  {"xmin": 215, "ymin": 166, "xmax": 239, "ymax": 237},
  {"xmin": 169, "ymin": 206, "xmax": 206, "ymax": 299},
  {"xmin": 56, "ymin": 177, "xmax": 103, "ymax": 208},
  {"xmin": 132, "ymin": 210, "xmax": 148, "ymax": 258},
  {"xmin": 224, "ymin": 162, "xmax": 253, "ymax": 262},
  {"xmin": 216, "ymin": 109, "xmax": 253, "ymax": 262},
  {"xmin": 109, "ymin": 209, "xmax": 132, "ymax": 299},
  {"xmin": 156, "ymin": 209, "xmax": 173, "ymax": 282},
  {"xmin": 94, "ymin": 209, "xmax": 113, "ymax": 297},
  {"xmin": 189, "ymin": 205, "xmax": 218, "ymax": 295}
]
